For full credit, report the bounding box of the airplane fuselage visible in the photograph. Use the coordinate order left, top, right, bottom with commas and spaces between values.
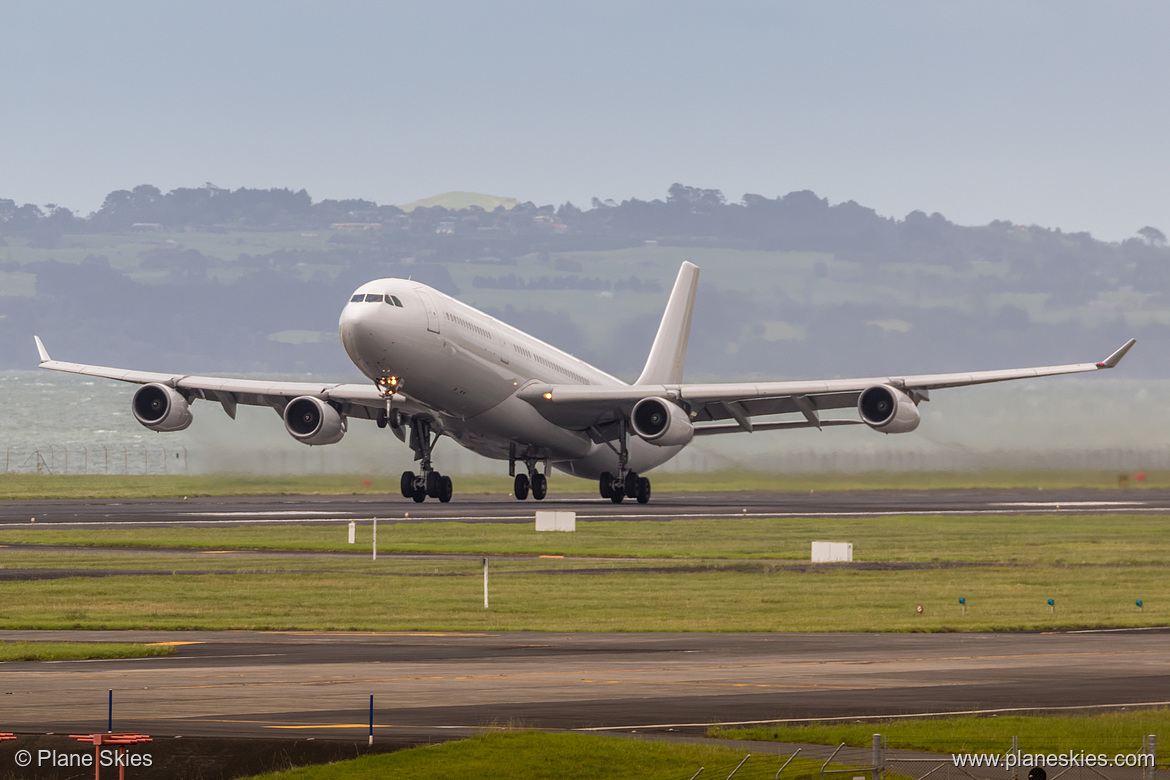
338, 279, 683, 478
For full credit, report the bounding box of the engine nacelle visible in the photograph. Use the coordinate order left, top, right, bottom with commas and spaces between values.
858, 384, 921, 433
283, 396, 346, 446
631, 397, 694, 447
132, 383, 193, 432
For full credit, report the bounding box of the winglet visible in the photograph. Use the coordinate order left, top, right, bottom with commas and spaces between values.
1097, 338, 1136, 369
34, 336, 51, 364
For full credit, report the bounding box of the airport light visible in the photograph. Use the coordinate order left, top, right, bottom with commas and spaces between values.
70, 732, 152, 780
1048, 598, 1055, 613
959, 597, 966, 617
1137, 599, 1144, 612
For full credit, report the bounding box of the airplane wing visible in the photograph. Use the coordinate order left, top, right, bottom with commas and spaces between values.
518, 339, 1137, 435
32, 337, 424, 422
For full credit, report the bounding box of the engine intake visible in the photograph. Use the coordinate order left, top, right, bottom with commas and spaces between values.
132, 383, 193, 432
283, 396, 346, 445
858, 384, 920, 433
631, 397, 694, 447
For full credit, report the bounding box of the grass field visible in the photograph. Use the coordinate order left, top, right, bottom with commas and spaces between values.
713, 709, 1170, 761
0, 641, 177, 662
0, 553, 1163, 632
243, 732, 821, 780
3, 511, 1169, 562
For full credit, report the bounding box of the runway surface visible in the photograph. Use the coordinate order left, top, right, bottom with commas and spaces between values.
3, 487, 1170, 529
3, 628, 1170, 741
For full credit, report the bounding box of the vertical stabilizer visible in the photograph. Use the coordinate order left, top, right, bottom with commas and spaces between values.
635, 261, 700, 385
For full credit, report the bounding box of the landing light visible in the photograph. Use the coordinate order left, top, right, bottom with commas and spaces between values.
543, 392, 553, 400
378, 376, 399, 389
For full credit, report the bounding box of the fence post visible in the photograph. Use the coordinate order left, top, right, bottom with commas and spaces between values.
873, 734, 883, 780
1143, 735, 1156, 780
1011, 736, 1019, 780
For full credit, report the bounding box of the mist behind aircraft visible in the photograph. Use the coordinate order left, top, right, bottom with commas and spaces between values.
4, 371, 1167, 477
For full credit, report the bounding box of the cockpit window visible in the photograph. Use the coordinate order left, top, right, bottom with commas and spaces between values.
364, 293, 384, 303
350, 294, 364, 302
390, 295, 403, 307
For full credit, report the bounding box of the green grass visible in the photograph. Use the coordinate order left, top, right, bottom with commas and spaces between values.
0, 641, 176, 662
4, 512, 1170, 564
244, 731, 824, 780
0, 558, 1164, 632
713, 709, 1170, 761
3, 508, 1169, 632
1, 469, 1163, 500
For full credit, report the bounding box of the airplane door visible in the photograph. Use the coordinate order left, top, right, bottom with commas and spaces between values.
416, 289, 441, 334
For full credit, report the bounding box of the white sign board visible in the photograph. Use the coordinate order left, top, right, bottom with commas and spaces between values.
535, 510, 576, 532
811, 541, 853, 563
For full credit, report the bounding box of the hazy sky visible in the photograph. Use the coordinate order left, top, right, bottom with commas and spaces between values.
3, 1, 1167, 241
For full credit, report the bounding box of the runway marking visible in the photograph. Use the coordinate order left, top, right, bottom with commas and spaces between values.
994, 501, 1146, 508
182, 511, 349, 517
577, 700, 1170, 731
8, 504, 1170, 529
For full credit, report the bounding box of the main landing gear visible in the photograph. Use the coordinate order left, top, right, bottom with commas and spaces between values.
398, 417, 453, 503
594, 418, 651, 504
599, 470, 651, 504
510, 445, 549, 501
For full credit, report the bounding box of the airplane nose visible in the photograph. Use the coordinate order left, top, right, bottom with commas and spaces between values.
339, 298, 397, 376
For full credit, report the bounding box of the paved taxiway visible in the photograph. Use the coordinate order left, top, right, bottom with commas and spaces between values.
3, 487, 1170, 529
3, 629, 1170, 740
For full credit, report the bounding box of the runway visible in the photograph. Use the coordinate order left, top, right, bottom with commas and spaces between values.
3, 487, 1170, 529
3, 628, 1170, 741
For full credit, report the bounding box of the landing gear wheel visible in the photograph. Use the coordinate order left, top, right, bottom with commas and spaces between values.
514, 472, 530, 500
400, 471, 416, 499
635, 476, 651, 504
377, 409, 388, 429
412, 485, 427, 503
438, 475, 453, 503
599, 472, 613, 499
426, 471, 443, 498
389, 409, 403, 429
531, 473, 547, 501
624, 471, 640, 499
610, 491, 625, 504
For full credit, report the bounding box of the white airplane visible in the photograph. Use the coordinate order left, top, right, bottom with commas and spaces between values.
35, 261, 1135, 504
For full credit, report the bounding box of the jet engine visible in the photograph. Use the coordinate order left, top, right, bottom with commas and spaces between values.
631, 397, 694, 447
858, 384, 921, 433
132, 383, 193, 432
283, 396, 346, 445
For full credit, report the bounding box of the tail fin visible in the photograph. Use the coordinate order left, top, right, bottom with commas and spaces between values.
635, 261, 700, 385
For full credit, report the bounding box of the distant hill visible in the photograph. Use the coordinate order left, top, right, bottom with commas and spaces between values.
398, 191, 519, 212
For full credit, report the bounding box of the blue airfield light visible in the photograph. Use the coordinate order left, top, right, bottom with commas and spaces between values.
1137, 599, 1144, 611
959, 597, 966, 616
1048, 598, 1055, 613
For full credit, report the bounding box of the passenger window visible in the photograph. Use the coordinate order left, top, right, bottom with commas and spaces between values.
390, 295, 403, 307
365, 294, 384, 303
350, 294, 364, 302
